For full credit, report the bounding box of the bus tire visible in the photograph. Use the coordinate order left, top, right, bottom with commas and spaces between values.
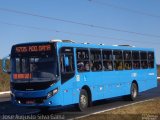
78, 89, 88, 111
130, 83, 138, 101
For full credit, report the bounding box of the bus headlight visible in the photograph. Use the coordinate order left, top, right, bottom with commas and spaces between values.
47, 88, 58, 99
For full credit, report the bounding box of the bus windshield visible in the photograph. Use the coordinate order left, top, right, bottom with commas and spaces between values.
11, 43, 58, 83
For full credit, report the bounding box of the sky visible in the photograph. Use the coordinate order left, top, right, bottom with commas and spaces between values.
0, 0, 160, 64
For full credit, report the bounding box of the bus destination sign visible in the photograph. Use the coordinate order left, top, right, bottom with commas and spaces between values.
15, 45, 51, 53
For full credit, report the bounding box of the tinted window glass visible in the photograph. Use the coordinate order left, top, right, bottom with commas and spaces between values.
123, 51, 132, 70
141, 52, 147, 60
102, 50, 113, 71
76, 49, 90, 72
113, 50, 123, 70
132, 51, 140, 60
148, 52, 154, 68
123, 51, 132, 60
140, 51, 148, 69
132, 51, 140, 69
90, 49, 102, 71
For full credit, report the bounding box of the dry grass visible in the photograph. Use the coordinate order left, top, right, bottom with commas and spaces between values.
79, 98, 160, 120
0, 60, 10, 92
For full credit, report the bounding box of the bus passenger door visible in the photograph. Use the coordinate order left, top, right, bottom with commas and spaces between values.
60, 47, 75, 105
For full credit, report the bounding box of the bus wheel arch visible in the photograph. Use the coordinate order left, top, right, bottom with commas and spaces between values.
130, 80, 139, 101
132, 80, 139, 93
81, 85, 92, 107
78, 85, 92, 111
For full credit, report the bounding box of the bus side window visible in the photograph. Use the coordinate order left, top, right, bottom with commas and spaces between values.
60, 47, 75, 84
113, 50, 123, 70
90, 49, 102, 71
123, 51, 132, 70
148, 52, 154, 68
132, 51, 140, 69
102, 50, 113, 71
140, 51, 148, 69
76, 49, 90, 72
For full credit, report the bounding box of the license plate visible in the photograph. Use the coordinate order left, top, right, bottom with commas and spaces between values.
26, 100, 35, 104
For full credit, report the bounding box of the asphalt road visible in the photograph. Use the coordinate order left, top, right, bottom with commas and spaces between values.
0, 80, 160, 120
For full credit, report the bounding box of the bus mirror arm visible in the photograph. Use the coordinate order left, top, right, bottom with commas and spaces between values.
2, 55, 11, 74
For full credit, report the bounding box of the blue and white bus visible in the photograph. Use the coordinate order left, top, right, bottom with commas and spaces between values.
2, 40, 157, 111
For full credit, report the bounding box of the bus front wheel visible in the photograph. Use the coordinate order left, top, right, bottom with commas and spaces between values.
78, 89, 88, 111
130, 83, 138, 101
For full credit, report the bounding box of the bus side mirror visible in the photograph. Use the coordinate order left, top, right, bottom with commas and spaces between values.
2, 55, 11, 74
64, 56, 69, 67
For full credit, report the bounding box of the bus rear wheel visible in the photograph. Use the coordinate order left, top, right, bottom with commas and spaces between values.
130, 83, 138, 101
78, 89, 88, 111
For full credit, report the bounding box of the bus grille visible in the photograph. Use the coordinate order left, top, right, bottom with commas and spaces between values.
11, 81, 54, 91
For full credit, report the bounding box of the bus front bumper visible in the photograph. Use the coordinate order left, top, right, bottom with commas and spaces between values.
11, 90, 62, 108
